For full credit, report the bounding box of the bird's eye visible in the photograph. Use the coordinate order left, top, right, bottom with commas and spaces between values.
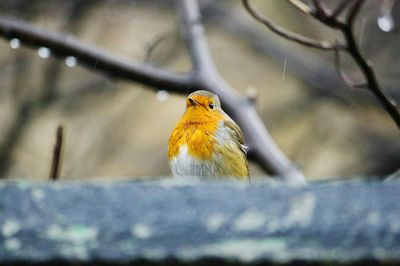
209, 103, 215, 109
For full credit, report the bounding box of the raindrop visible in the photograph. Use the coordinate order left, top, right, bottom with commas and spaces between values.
9, 38, 20, 49
378, 0, 395, 32
92, 59, 99, 70
156, 90, 169, 102
38, 47, 51, 59
65, 56, 77, 67
378, 16, 394, 32
282, 57, 287, 81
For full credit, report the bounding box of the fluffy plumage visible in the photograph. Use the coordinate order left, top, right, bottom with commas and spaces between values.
168, 90, 249, 179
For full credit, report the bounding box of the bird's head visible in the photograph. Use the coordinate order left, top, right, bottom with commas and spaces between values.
186, 90, 221, 112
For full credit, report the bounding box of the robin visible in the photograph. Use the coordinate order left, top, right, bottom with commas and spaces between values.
168, 90, 249, 180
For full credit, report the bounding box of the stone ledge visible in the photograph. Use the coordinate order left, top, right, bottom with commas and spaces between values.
0, 179, 399, 265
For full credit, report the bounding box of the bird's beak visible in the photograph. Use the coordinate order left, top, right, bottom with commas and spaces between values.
188, 97, 199, 106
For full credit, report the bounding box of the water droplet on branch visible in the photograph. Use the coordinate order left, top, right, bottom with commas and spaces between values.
156, 90, 169, 102
38, 47, 51, 59
9, 38, 20, 49
378, 16, 394, 32
65, 56, 77, 67
378, 0, 395, 32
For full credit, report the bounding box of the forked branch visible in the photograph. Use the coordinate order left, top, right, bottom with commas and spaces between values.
243, 0, 400, 129
242, 0, 341, 50
0, 1, 305, 182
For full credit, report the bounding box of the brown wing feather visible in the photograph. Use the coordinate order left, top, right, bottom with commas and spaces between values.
223, 120, 248, 154
223, 119, 250, 178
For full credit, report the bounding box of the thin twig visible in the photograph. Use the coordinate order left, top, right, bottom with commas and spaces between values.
243, 0, 400, 129
312, 0, 327, 16
340, 1, 400, 128
334, 45, 366, 89
0, 16, 193, 94
144, 32, 176, 64
346, 0, 364, 25
50, 125, 64, 181
287, 0, 312, 14
242, 0, 338, 50
332, 0, 355, 18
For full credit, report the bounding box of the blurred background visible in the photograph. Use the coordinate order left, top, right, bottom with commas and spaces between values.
0, 0, 398, 181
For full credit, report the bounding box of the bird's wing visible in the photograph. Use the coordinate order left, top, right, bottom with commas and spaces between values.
223, 119, 249, 155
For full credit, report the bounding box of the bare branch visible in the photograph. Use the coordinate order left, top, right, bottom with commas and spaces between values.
347, 0, 365, 25
342, 37, 400, 128
332, 0, 355, 18
287, 0, 312, 14
242, 0, 338, 50
339, 1, 400, 128
0, 16, 193, 94
243, 0, 400, 129
0, 5, 306, 182
50, 125, 64, 181
334, 45, 366, 89
177, 0, 218, 76
312, 0, 327, 16
179, 0, 305, 182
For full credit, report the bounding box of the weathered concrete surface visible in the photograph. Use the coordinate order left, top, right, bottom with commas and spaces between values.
0, 179, 400, 265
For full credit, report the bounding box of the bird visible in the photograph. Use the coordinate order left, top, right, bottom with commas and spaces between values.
168, 90, 249, 180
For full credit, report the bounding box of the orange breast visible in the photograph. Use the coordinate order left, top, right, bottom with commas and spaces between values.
168, 108, 225, 160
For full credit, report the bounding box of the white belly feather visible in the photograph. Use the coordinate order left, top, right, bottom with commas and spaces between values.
169, 145, 219, 177
169, 124, 235, 178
